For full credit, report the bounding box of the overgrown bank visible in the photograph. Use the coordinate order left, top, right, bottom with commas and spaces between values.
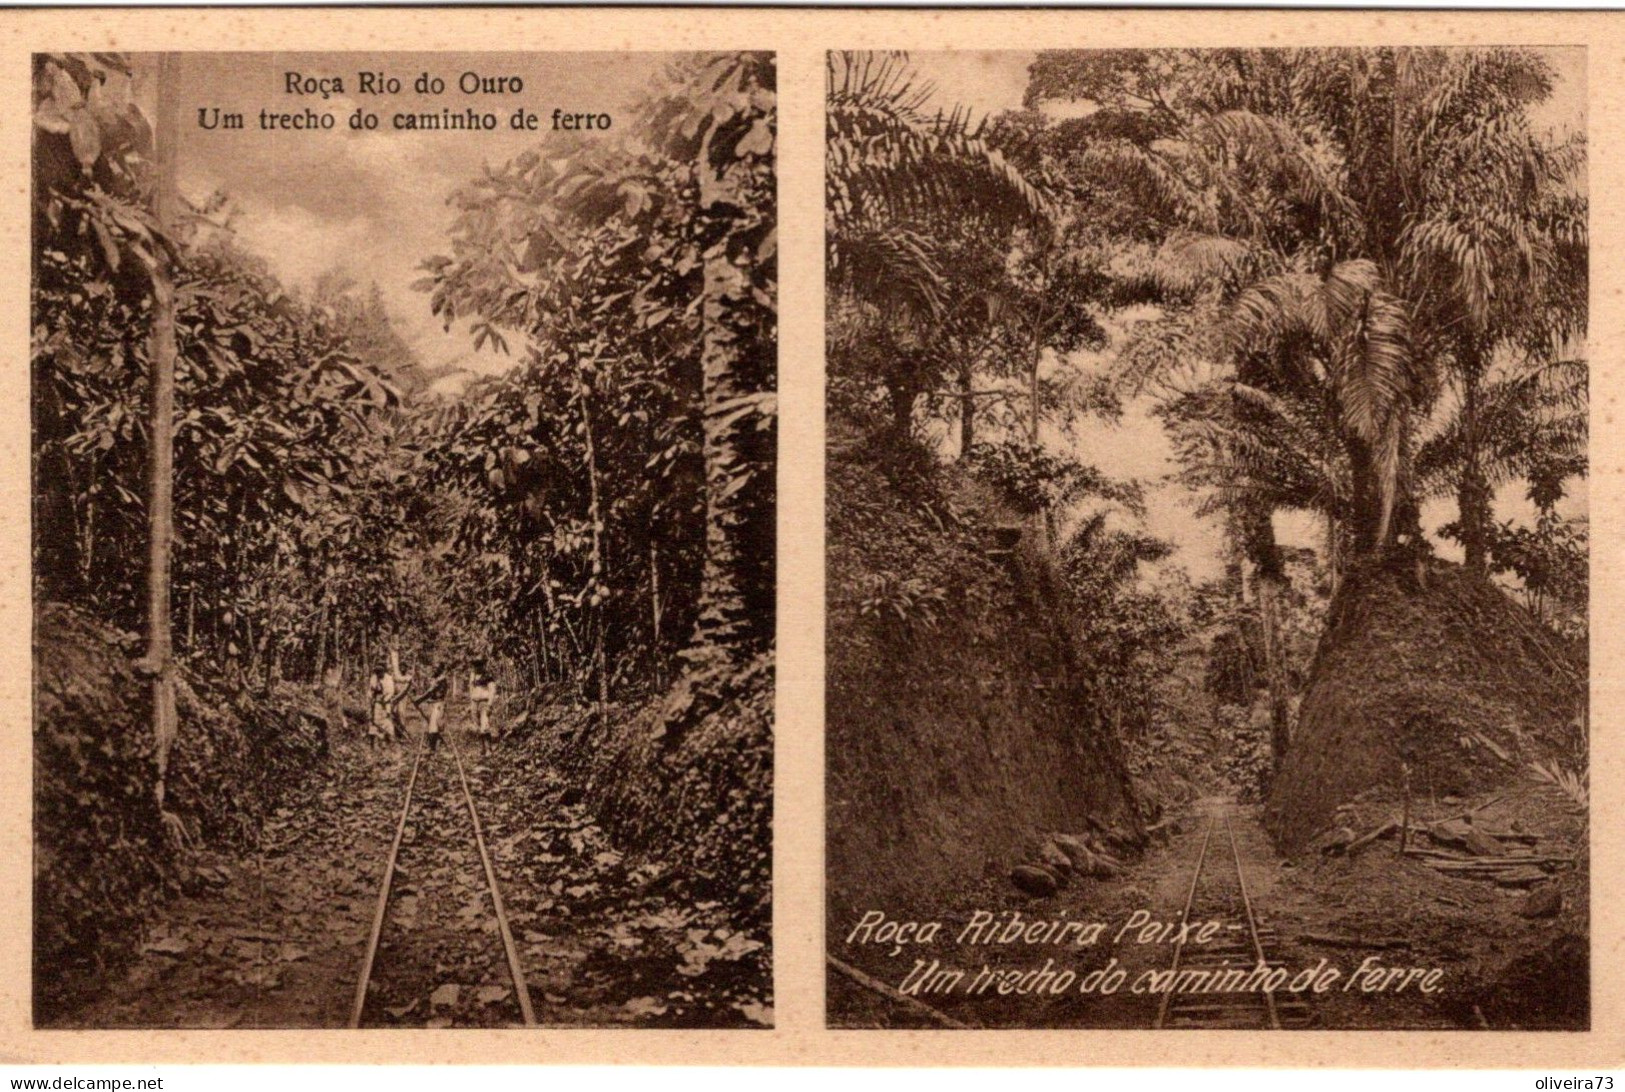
1267, 562, 1586, 852
827, 446, 1140, 926
490, 657, 775, 1020
34, 603, 328, 1022
36, 601, 772, 1026
554, 656, 774, 931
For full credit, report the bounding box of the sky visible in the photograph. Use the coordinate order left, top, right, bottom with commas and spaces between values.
136, 50, 1587, 585
906, 48, 1588, 583
909, 48, 1586, 131
146, 52, 669, 385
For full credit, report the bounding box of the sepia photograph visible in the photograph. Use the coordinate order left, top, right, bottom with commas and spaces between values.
826, 47, 1588, 1031
32, 49, 775, 1029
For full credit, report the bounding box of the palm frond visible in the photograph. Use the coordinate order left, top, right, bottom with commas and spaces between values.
1153, 232, 1263, 298
827, 51, 1052, 250
828, 218, 946, 319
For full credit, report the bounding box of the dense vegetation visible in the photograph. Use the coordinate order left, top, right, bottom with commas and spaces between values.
33, 51, 774, 999
826, 47, 1588, 853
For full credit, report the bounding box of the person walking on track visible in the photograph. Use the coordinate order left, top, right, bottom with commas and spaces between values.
367, 663, 395, 747
369, 658, 413, 746
468, 660, 497, 751
414, 666, 450, 752
388, 659, 413, 741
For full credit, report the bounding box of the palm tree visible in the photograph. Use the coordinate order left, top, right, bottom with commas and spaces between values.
1390, 49, 1587, 571
1043, 46, 1584, 571
1030, 54, 1420, 562
1225, 259, 1422, 554
1414, 354, 1587, 524
827, 51, 1051, 321
828, 53, 1136, 464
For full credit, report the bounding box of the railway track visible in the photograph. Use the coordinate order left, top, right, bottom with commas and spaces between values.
1154, 810, 1312, 1030
351, 730, 536, 1028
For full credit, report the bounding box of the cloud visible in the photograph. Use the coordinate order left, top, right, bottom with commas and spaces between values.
168, 52, 666, 377
228, 200, 372, 291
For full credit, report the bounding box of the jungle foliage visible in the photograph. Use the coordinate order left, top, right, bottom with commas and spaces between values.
33, 50, 776, 987
35, 49, 775, 702
826, 48, 1586, 807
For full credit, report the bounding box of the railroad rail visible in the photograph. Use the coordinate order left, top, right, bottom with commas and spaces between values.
1154, 810, 1311, 1030
350, 731, 537, 1027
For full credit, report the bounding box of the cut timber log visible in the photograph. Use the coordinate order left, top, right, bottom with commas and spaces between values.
1424, 818, 1511, 857
1436, 795, 1504, 824
1313, 826, 1358, 855
1423, 855, 1571, 869
1421, 858, 1570, 887
1347, 818, 1400, 854
1404, 847, 1479, 863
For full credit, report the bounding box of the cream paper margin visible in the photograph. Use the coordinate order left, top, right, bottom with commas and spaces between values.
0, 5, 1618, 1068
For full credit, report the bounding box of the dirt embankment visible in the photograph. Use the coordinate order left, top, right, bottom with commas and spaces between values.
1267, 562, 1585, 854
516, 652, 773, 933
497, 653, 774, 1018
34, 602, 329, 1022
826, 452, 1139, 928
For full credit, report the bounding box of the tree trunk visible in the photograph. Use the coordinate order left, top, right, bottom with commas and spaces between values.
332, 612, 344, 685
146, 53, 180, 818
81, 491, 95, 596
1223, 510, 1247, 606
594, 621, 610, 714
210, 596, 221, 664
1240, 505, 1291, 767
1457, 339, 1491, 575
1322, 512, 1337, 598
888, 379, 916, 444
649, 535, 664, 690
1257, 575, 1292, 775
538, 562, 559, 681
691, 128, 773, 657
1022, 282, 1053, 449
959, 359, 975, 457
243, 610, 258, 687
576, 362, 610, 717
1028, 350, 1041, 446
559, 611, 584, 661
1344, 433, 1391, 559
542, 604, 555, 682
313, 599, 329, 680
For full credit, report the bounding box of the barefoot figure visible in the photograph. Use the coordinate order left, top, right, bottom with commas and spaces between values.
367, 663, 395, 747
414, 666, 450, 752
468, 660, 497, 750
